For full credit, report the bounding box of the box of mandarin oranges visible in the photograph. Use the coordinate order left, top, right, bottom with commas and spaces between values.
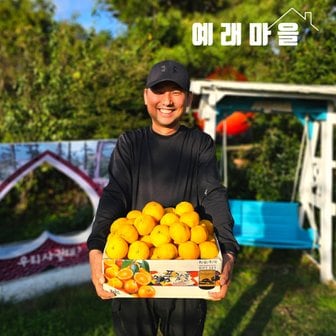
102, 201, 223, 299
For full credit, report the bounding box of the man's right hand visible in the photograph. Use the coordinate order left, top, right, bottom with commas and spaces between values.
89, 249, 115, 300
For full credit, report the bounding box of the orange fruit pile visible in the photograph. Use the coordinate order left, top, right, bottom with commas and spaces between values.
104, 200, 219, 260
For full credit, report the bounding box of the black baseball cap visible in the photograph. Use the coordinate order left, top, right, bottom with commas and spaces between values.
146, 60, 190, 91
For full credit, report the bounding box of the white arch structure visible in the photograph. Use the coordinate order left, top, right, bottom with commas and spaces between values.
0, 150, 102, 261
0, 150, 102, 209
0, 150, 102, 301
191, 80, 336, 283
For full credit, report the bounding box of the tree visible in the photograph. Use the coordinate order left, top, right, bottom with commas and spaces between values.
0, 0, 151, 142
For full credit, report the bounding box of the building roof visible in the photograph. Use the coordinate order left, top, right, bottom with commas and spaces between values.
190, 80, 336, 102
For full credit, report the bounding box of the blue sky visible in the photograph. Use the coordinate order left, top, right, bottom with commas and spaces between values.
52, 0, 126, 36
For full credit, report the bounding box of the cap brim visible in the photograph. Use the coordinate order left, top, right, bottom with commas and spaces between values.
147, 79, 188, 91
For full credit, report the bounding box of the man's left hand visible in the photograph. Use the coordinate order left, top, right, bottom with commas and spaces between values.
208, 252, 235, 301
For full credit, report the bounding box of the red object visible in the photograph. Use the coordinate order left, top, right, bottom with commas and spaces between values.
194, 66, 249, 135
206, 66, 248, 81
192, 111, 205, 131
216, 112, 254, 136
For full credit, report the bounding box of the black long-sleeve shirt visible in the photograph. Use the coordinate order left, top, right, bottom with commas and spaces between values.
87, 125, 239, 255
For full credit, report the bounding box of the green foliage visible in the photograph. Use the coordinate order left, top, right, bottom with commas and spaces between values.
246, 114, 303, 201
0, 164, 93, 244
1, 0, 334, 143
0, 0, 150, 142
99, 0, 235, 26
268, 0, 336, 84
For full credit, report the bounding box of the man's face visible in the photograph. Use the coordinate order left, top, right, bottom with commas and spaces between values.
144, 81, 192, 135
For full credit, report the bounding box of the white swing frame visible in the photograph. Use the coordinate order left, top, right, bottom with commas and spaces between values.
190, 80, 336, 283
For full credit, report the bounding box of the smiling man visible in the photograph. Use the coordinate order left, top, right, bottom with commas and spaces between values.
87, 60, 239, 336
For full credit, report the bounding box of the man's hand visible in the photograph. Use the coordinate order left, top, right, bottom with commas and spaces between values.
89, 249, 115, 300
208, 252, 235, 301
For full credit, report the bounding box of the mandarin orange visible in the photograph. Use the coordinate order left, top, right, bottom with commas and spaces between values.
142, 201, 165, 221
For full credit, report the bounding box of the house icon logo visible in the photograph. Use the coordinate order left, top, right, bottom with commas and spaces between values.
267, 8, 319, 46
269, 7, 319, 31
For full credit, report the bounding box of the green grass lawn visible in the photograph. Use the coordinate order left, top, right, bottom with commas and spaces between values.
1, 247, 335, 336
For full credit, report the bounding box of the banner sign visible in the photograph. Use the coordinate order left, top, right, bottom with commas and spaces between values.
0, 139, 117, 282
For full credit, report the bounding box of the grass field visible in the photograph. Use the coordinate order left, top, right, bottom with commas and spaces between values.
1, 247, 335, 336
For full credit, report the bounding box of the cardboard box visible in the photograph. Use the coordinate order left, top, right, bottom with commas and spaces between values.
102, 249, 223, 299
